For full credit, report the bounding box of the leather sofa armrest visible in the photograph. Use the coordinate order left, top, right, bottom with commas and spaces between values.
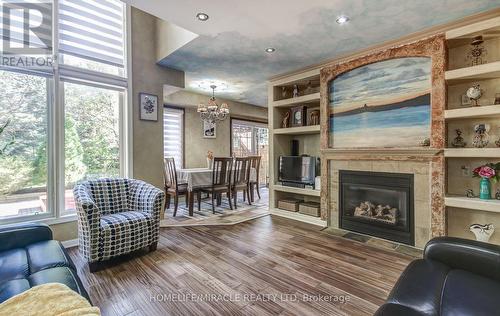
0, 222, 53, 252
424, 237, 500, 281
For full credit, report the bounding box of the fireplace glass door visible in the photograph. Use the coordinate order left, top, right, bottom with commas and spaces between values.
339, 170, 414, 245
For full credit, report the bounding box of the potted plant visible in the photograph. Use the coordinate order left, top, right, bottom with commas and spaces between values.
473, 163, 500, 199
206, 150, 214, 169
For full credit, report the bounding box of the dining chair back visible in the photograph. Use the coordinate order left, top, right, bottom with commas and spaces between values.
248, 156, 262, 201
212, 157, 233, 187
200, 157, 234, 213
232, 157, 252, 208
163, 157, 188, 217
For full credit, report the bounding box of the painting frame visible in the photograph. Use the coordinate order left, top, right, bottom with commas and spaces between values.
139, 93, 158, 121
203, 121, 216, 138
327, 57, 432, 148
319, 35, 446, 151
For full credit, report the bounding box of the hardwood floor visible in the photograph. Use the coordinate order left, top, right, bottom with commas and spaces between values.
68, 215, 413, 316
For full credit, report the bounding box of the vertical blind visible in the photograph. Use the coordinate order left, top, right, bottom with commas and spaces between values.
59, 0, 125, 67
164, 107, 184, 169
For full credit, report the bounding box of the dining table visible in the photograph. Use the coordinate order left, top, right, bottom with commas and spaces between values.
177, 167, 257, 215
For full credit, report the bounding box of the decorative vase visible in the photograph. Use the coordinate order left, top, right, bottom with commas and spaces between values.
479, 177, 491, 200
207, 158, 213, 169
470, 223, 495, 242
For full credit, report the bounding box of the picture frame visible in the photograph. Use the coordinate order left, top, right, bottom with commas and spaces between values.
139, 93, 158, 121
290, 105, 307, 127
461, 94, 472, 106
203, 121, 216, 138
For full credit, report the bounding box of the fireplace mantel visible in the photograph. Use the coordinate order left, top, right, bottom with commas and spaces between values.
322, 148, 443, 162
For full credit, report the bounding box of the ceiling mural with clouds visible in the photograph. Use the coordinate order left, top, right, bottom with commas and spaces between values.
129, 0, 500, 106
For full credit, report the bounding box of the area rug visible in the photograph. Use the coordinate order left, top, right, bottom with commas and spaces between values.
160, 189, 270, 227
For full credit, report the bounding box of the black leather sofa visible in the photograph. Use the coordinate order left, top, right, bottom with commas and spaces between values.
0, 222, 89, 303
375, 237, 500, 316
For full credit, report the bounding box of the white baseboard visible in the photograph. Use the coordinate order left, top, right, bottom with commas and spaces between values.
61, 238, 78, 248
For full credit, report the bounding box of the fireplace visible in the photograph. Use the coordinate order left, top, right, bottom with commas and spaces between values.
339, 170, 414, 245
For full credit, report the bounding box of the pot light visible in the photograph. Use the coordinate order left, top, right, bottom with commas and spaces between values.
336, 15, 350, 24
196, 13, 209, 21
265, 47, 276, 53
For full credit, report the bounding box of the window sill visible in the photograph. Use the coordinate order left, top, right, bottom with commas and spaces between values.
34, 214, 77, 226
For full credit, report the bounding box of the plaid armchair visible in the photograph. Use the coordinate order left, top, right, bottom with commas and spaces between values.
73, 178, 164, 271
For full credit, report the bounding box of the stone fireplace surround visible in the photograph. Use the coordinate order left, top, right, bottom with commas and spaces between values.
317, 36, 447, 249
326, 150, 444, 248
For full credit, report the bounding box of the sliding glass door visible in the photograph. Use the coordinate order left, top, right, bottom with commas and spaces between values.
231, 119, 269, 186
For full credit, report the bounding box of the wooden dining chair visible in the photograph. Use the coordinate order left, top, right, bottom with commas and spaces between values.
232, 157, 252, 208
248, 156, 262, 202
163, 157, 188, 217
201, 157, 233, 213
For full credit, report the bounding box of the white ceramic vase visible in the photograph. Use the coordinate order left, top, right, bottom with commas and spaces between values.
469, 223, 495, 242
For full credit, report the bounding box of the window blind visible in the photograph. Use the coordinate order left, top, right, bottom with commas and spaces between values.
59, 0, 125, 68
164, 107, 184, 169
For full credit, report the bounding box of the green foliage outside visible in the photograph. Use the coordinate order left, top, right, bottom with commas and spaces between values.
0, 71, 120, 197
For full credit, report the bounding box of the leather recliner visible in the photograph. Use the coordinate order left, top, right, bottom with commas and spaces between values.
0, 222, 89, 303
375, 237, 500, 316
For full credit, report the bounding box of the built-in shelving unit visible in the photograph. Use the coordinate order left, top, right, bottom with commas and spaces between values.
445, 16, 500, 244
444, 148, 500, 157
445, 104, 500, 120
445, 61, 500, 83
272, 184, 320, 197
272, 92, 320, 108
445, 195, 500, 213
273, 125, 320, 135
268, 69, 325, 227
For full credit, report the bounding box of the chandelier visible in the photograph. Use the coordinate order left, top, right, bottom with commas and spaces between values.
197, 85, 229, 123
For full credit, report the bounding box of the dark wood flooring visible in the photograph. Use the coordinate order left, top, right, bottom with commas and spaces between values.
68, 215, 413, 316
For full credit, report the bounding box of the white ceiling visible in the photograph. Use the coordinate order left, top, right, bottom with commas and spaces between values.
123, 0, 500, 106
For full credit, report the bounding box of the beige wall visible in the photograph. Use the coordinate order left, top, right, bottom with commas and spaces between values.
50, 8, 185, 241
131, 8, 184, 189
165, 90, 268, 168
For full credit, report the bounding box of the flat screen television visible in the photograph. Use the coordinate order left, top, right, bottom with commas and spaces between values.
278, 156, 316, 187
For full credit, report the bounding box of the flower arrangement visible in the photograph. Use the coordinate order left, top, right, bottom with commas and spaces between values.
473, 163, 500, 182
206, 150, 214, 169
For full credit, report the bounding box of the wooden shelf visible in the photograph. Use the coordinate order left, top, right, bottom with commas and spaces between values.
444, 148, 500, 158
272, 92, 320, 108
272, 184, 320, 197
445, 104, 500, 120
273, 125, 320, 135
445, 61, 500, 84
446, 16, 500, 40
270, 208, 327, 227
445, 195, 500, 213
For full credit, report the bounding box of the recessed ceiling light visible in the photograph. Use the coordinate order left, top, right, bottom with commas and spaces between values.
336, 15, 350, 24
196, 13, 209, 21
265, 47, 276, 53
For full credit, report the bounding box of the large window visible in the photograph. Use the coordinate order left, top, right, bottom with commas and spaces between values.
231, 119, 269, 186
0, 0, 129, 223
0, 71, 50, 219
163, 107, 184, 168
63, 83, 122, 214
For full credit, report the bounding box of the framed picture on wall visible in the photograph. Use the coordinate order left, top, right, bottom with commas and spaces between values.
139, 93, 158, 121
203, 121, 216, 138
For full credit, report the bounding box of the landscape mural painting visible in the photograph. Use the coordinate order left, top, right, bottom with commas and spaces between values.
329, 57, 431, 148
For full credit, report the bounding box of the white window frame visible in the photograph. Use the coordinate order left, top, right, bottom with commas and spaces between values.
0, 1, 131, 225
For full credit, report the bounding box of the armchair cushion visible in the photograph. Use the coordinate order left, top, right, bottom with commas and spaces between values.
87, 178, 129, 215
0, 249, 29, 283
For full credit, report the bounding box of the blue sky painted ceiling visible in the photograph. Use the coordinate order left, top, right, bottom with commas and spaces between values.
134, 0, 500, 106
